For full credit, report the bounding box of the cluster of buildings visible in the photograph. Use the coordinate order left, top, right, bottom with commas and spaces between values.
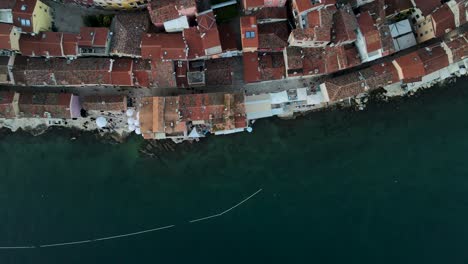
0, 90, 127, 119
0, 0, 468, 140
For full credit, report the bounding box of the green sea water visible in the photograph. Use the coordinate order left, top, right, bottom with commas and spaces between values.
2, 79, 468, 263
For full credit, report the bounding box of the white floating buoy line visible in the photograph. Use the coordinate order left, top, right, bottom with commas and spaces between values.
0, 189, 263, 249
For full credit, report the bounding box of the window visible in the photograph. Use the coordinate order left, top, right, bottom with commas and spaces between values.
20, 19, 31, 27
245, 31, 255, 38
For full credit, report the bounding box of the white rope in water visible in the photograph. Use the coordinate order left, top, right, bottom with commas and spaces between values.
189, 188, 263, 223
0, 189, 263, 249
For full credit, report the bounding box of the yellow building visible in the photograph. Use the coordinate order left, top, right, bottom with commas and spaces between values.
13, 0, 53, 34
92, 0, 148, 9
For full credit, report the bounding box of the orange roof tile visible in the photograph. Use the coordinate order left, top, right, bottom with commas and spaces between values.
243, 51, 261, 83
394, 51, 426, 82
140, 33, 187, 60
357, 12, 382, 53
240, 16, 259, 50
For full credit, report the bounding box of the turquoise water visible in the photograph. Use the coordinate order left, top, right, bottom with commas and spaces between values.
2, 79, 468, 263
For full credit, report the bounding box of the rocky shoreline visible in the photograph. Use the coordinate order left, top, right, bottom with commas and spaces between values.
0, 75, 463, 158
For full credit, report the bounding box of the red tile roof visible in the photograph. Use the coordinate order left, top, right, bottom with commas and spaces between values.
292, 6, 336, 44
18, 92, 73, 119
259, 52, 285, 81
183, 27, 204, 59
147, 0, 196, 25
205, 57, 235, 85
243, 0, 264, 9
444, 32, 468, 62
218, 23, 240, 52
132, 59, 154, 88
177, 93, 246, 131
78, 27, 109, 48
0, 0, 16, 9
0, 91, 17, 119
258, 21, 288, 51
153, 60, 176, 88
82, 95, 127, 112
12, 0, 37, 32
12, 56, 134, 86
243, 51, 261, 83
240, 16, 259, 50
252, 7, 288, 21
287, 44, 359, 77
413, 0, 442, 16
384, 0, 413, 17
357, 12, 382, 53
394, 51, 426, 82
110, 13, 150, 57
111, 58, 133, 86
62, 33, 78, 56
141, 33, 187, 60
431, 4, 455, 37
324, 66, 395, 101
417, 44, 449, 74
197, 11, 221, 53
0, 23, 14, 50
294, 0, 336, 14
19, 32, 63, 57
19, 32, 77, 57
332, 5, 358, 44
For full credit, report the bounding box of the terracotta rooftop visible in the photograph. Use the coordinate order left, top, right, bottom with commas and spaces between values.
243, 0, 264, 9
178, 92, 246, 131
384, 0, 413, 17
259, 52, 285, 81
417, 44, 449, 75
258, 21, 289, 51
324, 66, 395, 101
393, 51, 426, 83
19, 32, 65, 57
293, 6, 336, 43
0, 23, 14, 50
153, 60, 176, 88
132, 59, 155, 87
62, 33, 78, 56
413, 0, 442, 16
332, 5, 358, 44
431, 4, 455, 37
240, 16, 259, 50
141, 33, 187, 60
205, 57, 236, 85
12, 56, 133, 86
285, 46, 303, 73
243, 51, 260, 83
357, 12, 382, 53
218, 22, 239, 52
444, 32, 468, 62
294, 0, 336, 14
197, 11, 221, 53
0, 91, 16, 119
110, 58, 134, 86
82, 95, 127, 112
78, 27, 109, 48
12, 0, 38, 32
147, 0, 196, 25
12, 0, 35, 15
18, 92, 73, 119
359, 0, 385, 23
0, 0, 16, 9
110, 13, 149, 57
252, 7, 287, 22
183, 27, 204, 59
